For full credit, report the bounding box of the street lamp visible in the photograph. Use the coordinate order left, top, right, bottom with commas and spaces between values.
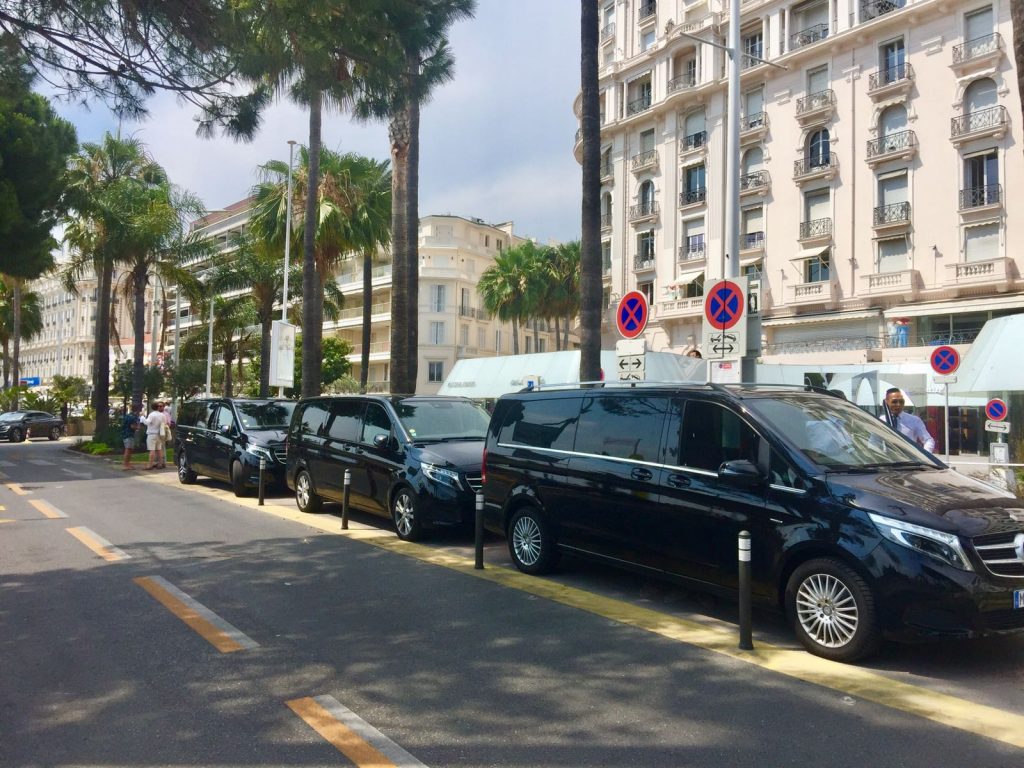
279, 139, 297, 397
205, 279, 214, 397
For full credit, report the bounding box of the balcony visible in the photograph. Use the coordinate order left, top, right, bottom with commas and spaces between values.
626, 94, 653, 116
633, 254, 656, 272
657, 296, 704, 319
740, 111, 768, 141
739, 170, 770, 197
679, 130, 708, 157
952, 32, 1002, 72
679, 187, 707, 209
668, 73, 697, 94
864, 269, 919, 299
458, 306, 490, 320
950, 106, 1009, 145
867, 62, 913, 99
741, 231, 765, 252
958, 184, 1002, 215
336, 263, 392, 287
631, 149, 658, 173
600, 161, 614, 182
348, 341, 391, 358
796, 89, 835, 124
678, 242, 706, 263
601, 22, 615, 43
872, 201, 911, 233
790, 23, 829, 51
628, 200, 659, 223
789, 280, 835, 306
866, 130, 917, 166
332, 302, 391, 325
945, 257, 1015, 293
741, 46, 764, 71
793, 153, 838, 183
638, 0, 656, 22
798, 217, 832, 243
861, 0, 906, 21
600, 212, 613, 230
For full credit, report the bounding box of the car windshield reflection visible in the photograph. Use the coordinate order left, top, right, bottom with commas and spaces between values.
395, 400, 490, 442
234, 401, 296, 429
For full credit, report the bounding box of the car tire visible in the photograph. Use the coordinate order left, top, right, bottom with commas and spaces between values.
9, 428, 22, 443
48, 426, 62, 441
294, 470, 322, 513
230, 461, 249, 497
507, 506, 559, 575
391, 487, 423, 542
177, 451, 197, 484
785, 557, 882, 663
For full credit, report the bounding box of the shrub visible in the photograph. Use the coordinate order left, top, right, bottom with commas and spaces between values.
85, 442, 110, 455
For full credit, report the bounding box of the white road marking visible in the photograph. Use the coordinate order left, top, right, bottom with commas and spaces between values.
0, 460, 15, 467
27, 459, 56, 466
61, 468, 94, 479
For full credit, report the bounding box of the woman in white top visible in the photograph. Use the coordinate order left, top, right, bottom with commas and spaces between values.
140, 401, 169, 469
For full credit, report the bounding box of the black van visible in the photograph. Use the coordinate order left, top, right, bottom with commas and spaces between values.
286, 395, 490, 540
482, 384, 1024, 661
175, 398, 295, 496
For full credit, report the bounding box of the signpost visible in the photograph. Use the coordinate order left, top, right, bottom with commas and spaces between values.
984, 399, 1010, 466
701, 277, 747, 381
18, 377, 40, 387
616, 291, 649, 340
616, 338, 646, 382
268, 320, 296, 389
929, 345, 961, 463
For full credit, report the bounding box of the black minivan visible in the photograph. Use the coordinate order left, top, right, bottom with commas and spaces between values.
175, 398, 295, 496
482, 384, 1024, 661
286, 395, 490, 540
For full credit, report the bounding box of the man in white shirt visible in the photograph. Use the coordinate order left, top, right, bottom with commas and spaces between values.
880, 387, 935, 452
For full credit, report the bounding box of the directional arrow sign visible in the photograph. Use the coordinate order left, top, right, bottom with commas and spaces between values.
985, 420, 1011, 434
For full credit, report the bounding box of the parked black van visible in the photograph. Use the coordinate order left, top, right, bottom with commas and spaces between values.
482, 384, 1024, 661
175, 398, 295, 496
286, 395, 489, 540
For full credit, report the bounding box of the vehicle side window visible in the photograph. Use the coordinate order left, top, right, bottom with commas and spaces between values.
299, 403, 330, 437
191, 402, 211, 428
212, 405, 235, 432
361, 403, 392, 444
770, 450, 807, 490
327, 401, 363, 441
574, 396, 667, 462
497, 398, 580, 450
679, 400, 761, 472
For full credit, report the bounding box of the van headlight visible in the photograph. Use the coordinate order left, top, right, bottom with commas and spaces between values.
245, 444, 274, 462
868, 513, 973, 571
421, 462, 461, 489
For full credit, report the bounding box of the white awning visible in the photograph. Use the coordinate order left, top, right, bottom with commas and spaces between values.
762, 309, 880, 328
790, 245, 830, 262
667, 270, 704, 287
625, 69, 652, 84
883, 293, 1024, 319
950, 314, 1024, 395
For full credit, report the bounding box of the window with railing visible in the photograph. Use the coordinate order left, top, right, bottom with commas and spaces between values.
866, 129, 916, 158
861, 0, 906, 21
796, 89, 835, 115
638, 0, 656, 21
790, 23, 828, 50
953, 32, 1001, 64
681, 234, 705, 260
873, 201, 911, 226
743, 231, 765, 249
869, 62, 912, 90
601, 22, 615, 42
636, 230, 655, 268
740, 112, 765, 132
804, 248, 831, 283
629, 200, 659, 219
682, 130, 707, 151
631, 149, 657, 169
959, 184, 1001, 209
950, 106, 1008, 137
668, 72, 696, 93
799, 217, 832, 240
742, 31, 763, 68
739, 170, 769, 191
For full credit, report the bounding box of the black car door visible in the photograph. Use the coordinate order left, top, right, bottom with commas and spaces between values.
356, 402, 402, 516
320, 400, 365, 504
206, 403, 236, 480
179, 401, 211, 472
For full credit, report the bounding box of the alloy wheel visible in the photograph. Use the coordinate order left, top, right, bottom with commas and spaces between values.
511, 515, 543, 567
296, 473, 311, 508
393, 492, 415, 537
795, 572, 859, 649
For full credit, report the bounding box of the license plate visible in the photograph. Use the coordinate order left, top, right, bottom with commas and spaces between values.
1015, 590, 1024, 609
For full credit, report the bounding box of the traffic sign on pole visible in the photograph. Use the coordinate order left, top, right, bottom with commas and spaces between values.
985, 420, 1011, 434
704, 280, 745, 330
985, 398, 1008, 421
616, 338, 646, 382
929, 345, 960, 376
701, 277, 748, 360
616, 291, 649, 339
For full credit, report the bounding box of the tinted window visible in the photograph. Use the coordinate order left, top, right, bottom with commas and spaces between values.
182, 402, 211, 428
573, 396, 667, 461
395, 399, 489, 441
235, 401, 296, 429
298, 403, 330, 437
497, 398, 580, 451
679, 400, 761, 471
362, 403, 392, 444
213, 405, 235, 431
327, 401, 363, 441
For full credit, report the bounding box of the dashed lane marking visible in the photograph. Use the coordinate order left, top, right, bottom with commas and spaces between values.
29, 499, 68, 519
3, 482, 29, 496
0, 460, 15, 467
26, 459, 55, 466
0, 519, 14, 524
134, 576, 259, 653
287, 695, 427, 767
66, 526, 130, 562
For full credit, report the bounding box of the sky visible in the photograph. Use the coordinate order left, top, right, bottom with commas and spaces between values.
50, 0, 583, 245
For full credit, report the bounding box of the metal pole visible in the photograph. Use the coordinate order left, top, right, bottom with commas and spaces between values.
205, 288, 214, 397
724, 0, 741, 282
150, 278, 160, 366
258, 456, 266, 506
475, 492, 485, 570
944, 382, 950, 464
341, 469, 351, 529
279, 140, 296, 398
738, 530, 753, 650
173, 285, 181, 368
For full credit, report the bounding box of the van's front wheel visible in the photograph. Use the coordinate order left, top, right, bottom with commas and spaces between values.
508, 507, 558, 575
785, 558, 881, 662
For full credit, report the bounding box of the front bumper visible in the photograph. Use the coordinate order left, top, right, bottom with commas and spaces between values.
239, 453, 287, 487
413, 479, 476, 528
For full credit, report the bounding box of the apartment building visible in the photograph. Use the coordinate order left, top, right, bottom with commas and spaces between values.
582, 0, 1024, 362
183, 205, 571, 394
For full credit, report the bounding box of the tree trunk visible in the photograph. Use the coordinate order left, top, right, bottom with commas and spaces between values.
361, 249, 372, 392
563, 316, 570, 350
554, 316, 561, 351
579, 0, 602, 383
132, 262, 147, 411
512, 318, 519, 355
406, 64, 421, 394
95, 261, 114, 435
259, 313, 272, 397
2, 339, 9, 389
389, 107, 412, 395
11, 280, 21, 411
301, 89, 324, 398
223, 346, 234, 397
532, 318, 539, 351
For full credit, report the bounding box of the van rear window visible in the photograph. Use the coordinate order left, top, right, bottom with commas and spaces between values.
574, 396, 668, 462
498, 398, 580, 450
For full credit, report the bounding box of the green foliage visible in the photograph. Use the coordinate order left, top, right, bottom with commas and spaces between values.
20, 390, 59, 414
94, 425, 124, 448
112, 360, 165, 405
83, 442, 111, 455
0, 384, 27, 411
266, 335, 353, 397
165, 359, 208, 401
50, 375, 90, 407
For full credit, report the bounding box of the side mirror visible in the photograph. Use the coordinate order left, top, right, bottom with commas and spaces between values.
718, 459, 764, 487
220, 424, 233, 436
373, 433, 391, 450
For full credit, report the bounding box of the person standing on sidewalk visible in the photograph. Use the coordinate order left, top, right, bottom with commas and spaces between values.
140, 401, 170, 470
121, 405, 142, 470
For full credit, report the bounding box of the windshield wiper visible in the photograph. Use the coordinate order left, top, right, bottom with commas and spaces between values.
860, 461, 935, 470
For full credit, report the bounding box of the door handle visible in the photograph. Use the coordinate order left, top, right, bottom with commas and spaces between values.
631, 467, 653, 481
667, 473, 691, 488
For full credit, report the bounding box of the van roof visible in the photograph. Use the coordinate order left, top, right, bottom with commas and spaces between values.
497, 383, 844, 402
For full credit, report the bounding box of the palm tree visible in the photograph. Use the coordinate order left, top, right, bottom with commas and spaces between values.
0, 281, 43, 391
547, 241, 582, 351
181, 294, 258, 397
477, 242, 544, 356
579, 0, 602, 381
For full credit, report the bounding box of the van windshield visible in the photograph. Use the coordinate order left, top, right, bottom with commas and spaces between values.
234, 401, 296, 430
744, 395, 936, 469
395, 399, 490, 442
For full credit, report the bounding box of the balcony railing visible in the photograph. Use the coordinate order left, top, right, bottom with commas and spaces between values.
458, 306, 489, 320
627, 94, 653, 116
678, 242, 706, 261
628, 201, 659, 220
742, 231, 765, 250
631, 149, 658, 170
336, 264, 392, 284
679, 187, 707, 206
600, 212, 612, 228
796, 88, 835, 115
668, 73, 696, 93
950, 106, 1008, 138
866, 129, 916, 158
873, 201, 911, 226
953, 32, 1001, 65
335, 302, 390, 320
740, 112, 766, 132
959, 184, 1002, 210
799, 217, 832, 240
681, 130, 707, 151
633, 254, 656, 271
741, 46, 764, 69
790, 23, 829, 50
868, 62, 913, 91
600, 163, 614, 181
861, 0, 906, 21
794, 153, 837, 177
601, 22, 615, 42
739, 170, 769, 192
638, 0, 656, 21
349, 341, 391, 356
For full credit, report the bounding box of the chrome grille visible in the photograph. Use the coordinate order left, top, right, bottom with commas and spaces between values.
972, 531, 1024, 578
273, 446, 287, 463
464, 474, 482, 493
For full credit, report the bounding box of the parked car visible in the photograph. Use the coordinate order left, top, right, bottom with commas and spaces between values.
0, 410, 65, 442
286, 395, 489, 540
482, 384, 1024, 662
175, 398, 296, 496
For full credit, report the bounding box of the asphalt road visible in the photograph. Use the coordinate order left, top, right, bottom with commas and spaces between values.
1, 438, 1022, 767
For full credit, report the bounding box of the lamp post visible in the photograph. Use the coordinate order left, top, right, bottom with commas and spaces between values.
205, 284, 214, 397
278, 139, 297, 397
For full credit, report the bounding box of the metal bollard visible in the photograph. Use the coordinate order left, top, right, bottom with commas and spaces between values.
341, 469, 351, 529
258, 457, 266, 506
474, 491, 484, 570
738, 530, 753, 650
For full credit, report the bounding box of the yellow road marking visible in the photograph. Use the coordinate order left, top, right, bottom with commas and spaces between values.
29, 499, 67, 519
0, 519, 14, 524
65, 526, 130, 562
3, 482, 29, 496
133, 576, 258, 653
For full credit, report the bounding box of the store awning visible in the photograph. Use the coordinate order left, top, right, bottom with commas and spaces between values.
790, 245, 830, 262
762, 309, 880, 328
950, 314, 1024, 395
883, 293, 1024, 319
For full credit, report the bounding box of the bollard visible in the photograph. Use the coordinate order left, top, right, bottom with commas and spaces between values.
474, 491, 485, 570
738, 530, 753, 650
341, 469, 351, 530
258, 456, 266, 506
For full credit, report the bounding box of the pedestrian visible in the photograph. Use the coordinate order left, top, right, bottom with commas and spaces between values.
140, 400, 170, 469
880, 387, 935, 451
121, 405, 142, 470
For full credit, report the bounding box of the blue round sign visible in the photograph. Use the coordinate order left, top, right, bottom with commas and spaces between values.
704, 280, 744, 330
986, 398, 1008, 421
930, 345, 960, 375
616, 291, 649, 339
